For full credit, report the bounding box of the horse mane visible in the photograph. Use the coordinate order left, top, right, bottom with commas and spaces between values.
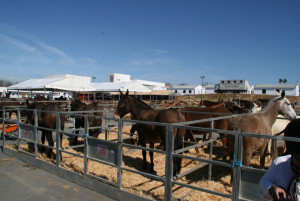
259, 95, 282, 113
130, 96, 152, 108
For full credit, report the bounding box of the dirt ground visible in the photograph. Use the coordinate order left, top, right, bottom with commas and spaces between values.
7, 124, 272, 201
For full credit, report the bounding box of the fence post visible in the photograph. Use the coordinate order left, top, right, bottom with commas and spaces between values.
84, 132, 88, 176
231, 131, 243, 201
17, 107, 21, 151
208, 120, 214, 180
2, 107, 6, 149
104, 110, 108, 140
84, 115, 89, 174
164, 124, 174, 201
56, 111, 61, 166
34, 110, 38, 159
117, 118, 123, 189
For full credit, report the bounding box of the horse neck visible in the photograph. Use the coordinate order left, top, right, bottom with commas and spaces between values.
128, 97, 155, 120
259, 100, 280, 126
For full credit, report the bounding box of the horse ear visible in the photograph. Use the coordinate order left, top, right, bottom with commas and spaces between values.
125, 89, 129, 96
281, 90, 285, 98
274, 90, 280, 96
26, 99, 30, 106
119, 90, 124, 97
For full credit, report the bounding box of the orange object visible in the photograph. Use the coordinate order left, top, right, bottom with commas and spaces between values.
0, 124, 18, 133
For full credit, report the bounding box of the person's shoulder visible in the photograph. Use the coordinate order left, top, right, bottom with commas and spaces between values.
273, 155, 291, 165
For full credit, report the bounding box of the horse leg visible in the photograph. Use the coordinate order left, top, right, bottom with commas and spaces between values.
220, 134, 228, 147
41, 131, 46, 153
45, 131, 54, 159
260, 142, 269, 169
243, 148, 253, 167
174, 130, 183, 176
185, 129, 199, 154
202, 133, 207, 143
73, 119, 80, 145
149, 142, 155, 173
140, 139, 147, 171
130, 124, 137, 145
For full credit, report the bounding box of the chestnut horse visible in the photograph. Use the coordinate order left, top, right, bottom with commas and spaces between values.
114, 90, 185, 175
228, 90, 296, 168
70, 99, 103, 144
25, 100, 65, 159
181, 107, 232, 146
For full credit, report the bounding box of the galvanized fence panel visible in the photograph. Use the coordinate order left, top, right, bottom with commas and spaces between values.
2, 105, 300, 201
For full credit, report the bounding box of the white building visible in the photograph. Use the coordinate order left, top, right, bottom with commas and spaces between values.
168, 85, 202, 96
0, 87, 7, 97
109, 73, 131, 82
109, 73, 166, 90
254, 84, 299, 96
203, 84, 216, 94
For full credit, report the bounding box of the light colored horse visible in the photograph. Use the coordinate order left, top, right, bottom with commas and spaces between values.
228, 90, 296, 168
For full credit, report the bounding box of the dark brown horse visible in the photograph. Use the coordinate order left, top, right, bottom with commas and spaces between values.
228, 91, 296, 168
276, 118, 300, 156
25, 100, 65, 159
113, 90, 185, 175
0, 98, 25, 119
70, 99, 103, 144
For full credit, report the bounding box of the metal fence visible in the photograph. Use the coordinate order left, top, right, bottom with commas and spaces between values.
1, 105, 300, 201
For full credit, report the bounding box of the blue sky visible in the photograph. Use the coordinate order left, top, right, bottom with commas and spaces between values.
1, 0, 300, 86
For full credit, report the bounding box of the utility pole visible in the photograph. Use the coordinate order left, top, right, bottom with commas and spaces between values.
200, 75, 205, 99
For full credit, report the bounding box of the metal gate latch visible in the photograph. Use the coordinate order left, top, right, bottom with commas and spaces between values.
232, 154, 242, 167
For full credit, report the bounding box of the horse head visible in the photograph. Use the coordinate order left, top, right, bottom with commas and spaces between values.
276, 90, 297, 120
25, 100, 40, 124
70, 99, 83, 111
114, 89, 130, 119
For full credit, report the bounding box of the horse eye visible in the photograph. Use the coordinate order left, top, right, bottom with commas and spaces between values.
285, 102, 291, 106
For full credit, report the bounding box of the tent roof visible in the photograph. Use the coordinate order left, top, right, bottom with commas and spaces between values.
8, 75, 94, 92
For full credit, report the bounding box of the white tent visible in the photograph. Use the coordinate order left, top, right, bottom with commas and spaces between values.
91, 81, 151, 93
8, 74, 94, 92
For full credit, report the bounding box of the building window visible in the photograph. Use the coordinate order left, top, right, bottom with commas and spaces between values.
183, 90, 186, 93
109, 75, 114, 82
262, 89, 266, 94
275, 89, 280, 93
189, 90, 192, 93
175, 90, 177, 93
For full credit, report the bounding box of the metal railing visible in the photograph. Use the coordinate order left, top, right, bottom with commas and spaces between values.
2, 105, 300, 201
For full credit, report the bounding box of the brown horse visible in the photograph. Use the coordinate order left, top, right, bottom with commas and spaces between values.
181, 107, 232, 147
228, 90, 296, 168
25, 100, 65, 159
114, 90, 185, 175
70, 99, 103, 144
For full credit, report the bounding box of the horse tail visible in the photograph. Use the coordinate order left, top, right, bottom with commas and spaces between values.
174, 110, 183, 175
